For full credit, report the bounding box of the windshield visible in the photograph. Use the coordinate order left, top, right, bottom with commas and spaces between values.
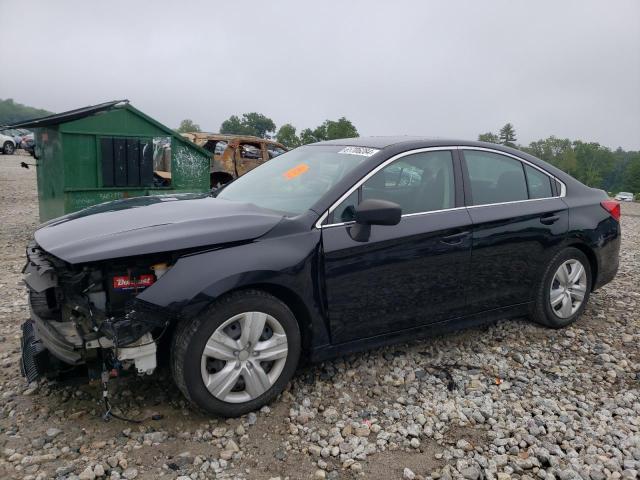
217, 145, 372, 215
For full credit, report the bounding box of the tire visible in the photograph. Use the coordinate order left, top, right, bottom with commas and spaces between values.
530, 247, 592, 328
3, 142, 15, 155
171, 289, 301, 417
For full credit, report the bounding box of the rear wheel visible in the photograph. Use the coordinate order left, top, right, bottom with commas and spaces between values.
171, 290, 301, 416
531, 247, 591, 328
3, 142, 15, 155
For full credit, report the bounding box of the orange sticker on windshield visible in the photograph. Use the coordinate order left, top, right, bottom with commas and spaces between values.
283, 163, 309, 180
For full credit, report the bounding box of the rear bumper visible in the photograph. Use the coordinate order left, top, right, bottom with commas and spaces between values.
593, 226, 621, 290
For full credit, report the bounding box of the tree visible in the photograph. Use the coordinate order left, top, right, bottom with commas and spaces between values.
499, 123, 517, 147
324, 117, 358, 140
478, 132, 500, 144
175, 118, 201, 133
572, 141, 615, 189
525, 136, 577, 175
275, 123, 299, 148
0, 98, 53, 125
220, 112, 276, 138
312, 124, 328, 142
477, 129, 635, 192
603, 147, 631, 193
242, 112, 276, 138
298, 117, 359, 145
624, 157, 640, 194
220, 115, 249, 135
299, 128, 319, 145
219, 114, 359, 146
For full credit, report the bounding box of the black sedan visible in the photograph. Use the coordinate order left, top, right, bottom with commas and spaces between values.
21, 137, 621, 417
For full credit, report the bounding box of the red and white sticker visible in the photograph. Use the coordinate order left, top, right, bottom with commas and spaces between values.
112, 274, 155, 290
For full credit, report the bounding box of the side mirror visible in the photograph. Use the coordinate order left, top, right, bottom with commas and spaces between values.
349, 199, 402, 242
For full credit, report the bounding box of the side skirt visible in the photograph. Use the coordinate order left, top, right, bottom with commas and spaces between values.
308, 303, 531, 363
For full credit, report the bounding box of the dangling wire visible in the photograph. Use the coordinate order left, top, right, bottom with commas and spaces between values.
100, 364, 141, 424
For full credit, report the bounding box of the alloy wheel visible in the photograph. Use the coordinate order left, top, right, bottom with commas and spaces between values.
549, 259, 587, 319
200, 311, 288, 403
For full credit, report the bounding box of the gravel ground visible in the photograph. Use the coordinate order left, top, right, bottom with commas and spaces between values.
0, 155, 638, 480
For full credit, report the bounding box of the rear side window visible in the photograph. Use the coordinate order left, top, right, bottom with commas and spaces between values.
464, 151, 528, 205
524, 164, 553, 199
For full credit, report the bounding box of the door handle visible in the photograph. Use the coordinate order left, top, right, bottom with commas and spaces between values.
440, 231, 470, 245
540, 215, 560, 225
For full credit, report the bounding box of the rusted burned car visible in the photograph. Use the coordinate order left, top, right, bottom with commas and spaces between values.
182, 133, 287, 187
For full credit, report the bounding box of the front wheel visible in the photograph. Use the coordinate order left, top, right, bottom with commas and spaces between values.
171, 290, 301, 416
3, 142, 15, 155
530, 247, 592, 328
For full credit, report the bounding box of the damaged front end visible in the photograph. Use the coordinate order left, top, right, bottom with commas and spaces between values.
21, 241, 173, 383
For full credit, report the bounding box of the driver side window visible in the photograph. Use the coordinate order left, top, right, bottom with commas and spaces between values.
330, 151, 455, 223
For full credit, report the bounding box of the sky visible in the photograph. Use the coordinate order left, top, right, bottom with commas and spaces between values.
1, 0, 639, 150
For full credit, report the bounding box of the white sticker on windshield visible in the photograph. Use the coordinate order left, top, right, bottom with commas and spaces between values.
338, 146, 380, 157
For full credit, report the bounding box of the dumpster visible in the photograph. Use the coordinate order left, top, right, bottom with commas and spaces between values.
5, 100, 211, 222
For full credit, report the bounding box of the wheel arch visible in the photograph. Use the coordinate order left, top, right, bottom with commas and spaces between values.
565, 242, 598, 291
224, 283, 315, 359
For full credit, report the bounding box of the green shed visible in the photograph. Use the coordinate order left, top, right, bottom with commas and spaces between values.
7, 100, 211, 222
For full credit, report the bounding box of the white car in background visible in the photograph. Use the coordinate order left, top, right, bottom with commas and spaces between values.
0, 133, 16, 155
614, 192, 634, 202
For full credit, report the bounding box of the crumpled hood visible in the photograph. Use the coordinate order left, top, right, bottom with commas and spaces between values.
34, 194, 284, 263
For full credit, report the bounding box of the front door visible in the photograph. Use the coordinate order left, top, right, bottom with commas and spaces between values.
321, 149, 472, 343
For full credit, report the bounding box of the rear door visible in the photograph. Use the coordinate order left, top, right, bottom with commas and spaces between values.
461, 148, 568, 312
321, 148, 473, 343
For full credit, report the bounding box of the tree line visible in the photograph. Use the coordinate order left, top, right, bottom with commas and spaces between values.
477, 123, 640, 194
176, 113, 359, 148
0, 98, 53, 125
4, 98, 635, 193
178, 116, 638, 194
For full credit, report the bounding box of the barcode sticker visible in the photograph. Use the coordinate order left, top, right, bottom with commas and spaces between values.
338, 146, 379, 157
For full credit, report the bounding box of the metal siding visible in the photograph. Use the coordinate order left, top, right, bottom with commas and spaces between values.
36, 127, 66, 222
140, 139, 154, 186
100, 137, 115, 187
64, 134, 98, 189
113, 138, 127, 187
126, 139, 140, 187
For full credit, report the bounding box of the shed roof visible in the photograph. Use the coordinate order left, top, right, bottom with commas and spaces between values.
1, 99, 212, 158
2, 100, 129, 129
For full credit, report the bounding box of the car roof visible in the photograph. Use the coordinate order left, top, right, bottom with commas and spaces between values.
311, 136, 441, 148
310, 136, 585, 191
312, 136, 512, 151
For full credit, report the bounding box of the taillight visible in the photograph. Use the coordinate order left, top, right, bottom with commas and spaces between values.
601, 200, 621, 221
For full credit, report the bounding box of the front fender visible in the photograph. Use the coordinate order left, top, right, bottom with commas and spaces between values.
136, 229, 329, 344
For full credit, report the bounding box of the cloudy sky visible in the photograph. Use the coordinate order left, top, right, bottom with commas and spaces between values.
1, 0, 639, 149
